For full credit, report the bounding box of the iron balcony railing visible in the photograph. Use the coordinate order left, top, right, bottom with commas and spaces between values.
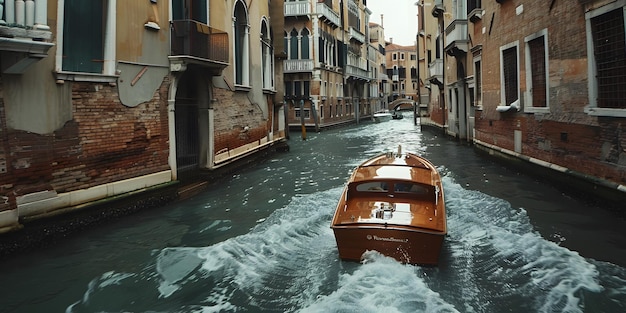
170, 20, 229, 64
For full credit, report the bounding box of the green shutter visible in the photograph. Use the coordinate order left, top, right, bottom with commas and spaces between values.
63, 0, 103, 73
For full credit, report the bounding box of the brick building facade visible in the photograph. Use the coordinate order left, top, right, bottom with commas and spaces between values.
420, 0, 625, 200
0, 0, 287, 233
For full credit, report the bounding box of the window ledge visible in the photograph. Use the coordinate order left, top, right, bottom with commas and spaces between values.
55, 71, 118, 83
585, 106, 626, 117
263, 88, 276, 95
524, 107, 550, 114
234, 84, 252, 92
469, 9, 484, 23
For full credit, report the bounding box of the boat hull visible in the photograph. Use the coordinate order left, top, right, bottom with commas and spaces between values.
332, 225, 445, 265
372, 114, 392, 123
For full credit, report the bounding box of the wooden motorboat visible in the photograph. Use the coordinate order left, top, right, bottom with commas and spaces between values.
331, 146, 447, 265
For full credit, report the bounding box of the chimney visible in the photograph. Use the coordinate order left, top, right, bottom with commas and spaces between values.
381, 14, 384, 27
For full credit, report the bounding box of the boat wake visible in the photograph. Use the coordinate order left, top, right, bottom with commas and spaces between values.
66, 177, 626, 313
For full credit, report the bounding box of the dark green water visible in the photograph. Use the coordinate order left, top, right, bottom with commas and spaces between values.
0, 114, 624, 312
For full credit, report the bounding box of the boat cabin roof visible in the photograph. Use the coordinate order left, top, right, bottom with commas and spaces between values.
350, 152, 439, 187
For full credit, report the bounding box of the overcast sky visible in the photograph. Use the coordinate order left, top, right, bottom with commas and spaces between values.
367, 0, 419, 46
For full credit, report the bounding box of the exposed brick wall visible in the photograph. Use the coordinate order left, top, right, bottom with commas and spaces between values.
0, 78, 171, 210
474, 0, 626, 186
212, 87, 269, 154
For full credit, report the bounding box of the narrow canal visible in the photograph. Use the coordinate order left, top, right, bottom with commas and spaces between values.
0, 113, 624, 312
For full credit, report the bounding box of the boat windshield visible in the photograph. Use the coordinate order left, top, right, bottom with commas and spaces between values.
354, 181, 432, 197
356, 181, 389, 192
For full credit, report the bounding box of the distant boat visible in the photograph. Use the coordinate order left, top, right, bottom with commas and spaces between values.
372, 110, 393, 123
391, 110, 404, 119
331, 146, 447, 265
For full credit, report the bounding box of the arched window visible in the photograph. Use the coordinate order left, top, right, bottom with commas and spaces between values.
301, 28, 310, 59
283, 31, 288, 56
234, 1, 250, 86
290, 28, 299, 60
261, 19, 273, 89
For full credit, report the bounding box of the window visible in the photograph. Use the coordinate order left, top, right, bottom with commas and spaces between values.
301, 28, 310, 59
500, 42, 519, 107
393, 53, 397, 60
303, 81, 310, 98
284, 31, 288, 55
261, 19, 274, 90
289, 29, 299, 59
586, 4, 626, 115
60, 0, 115, 76
401, 53, 405, 60
591, 8, 625, 109
173, 0, 207, 23
295, 108, 311, 119
524, 29, 548, 112
285, 81, 293, 96
288, 28, 310, 60
294, 81, 302, 96
474, 58, 482, 106
234, 1, 250, 86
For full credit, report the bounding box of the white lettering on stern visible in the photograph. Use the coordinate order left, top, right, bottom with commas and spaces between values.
366, 234, 409, 243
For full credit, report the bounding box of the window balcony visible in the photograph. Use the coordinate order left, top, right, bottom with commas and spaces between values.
316, 2, 340, 28
285, 1, 311, 18
283, 59, 314, 73
432, 0, 444, 18
428, 59, 443, 87
0, 0, 53, 73
169, 20, 229, 74
349, 27, 365, 44
445, 19, 469, 57
346, 65, 369, 81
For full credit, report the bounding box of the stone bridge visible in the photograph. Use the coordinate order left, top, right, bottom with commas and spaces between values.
389, 99, 414, 111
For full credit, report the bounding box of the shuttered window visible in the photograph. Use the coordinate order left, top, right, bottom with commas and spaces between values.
502, 46, 518, 106
62, 0, 104, 73
528, 36, 547, 108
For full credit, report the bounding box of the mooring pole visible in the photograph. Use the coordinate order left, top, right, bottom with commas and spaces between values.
299, 99, 307, 140
310, 98, 320, 133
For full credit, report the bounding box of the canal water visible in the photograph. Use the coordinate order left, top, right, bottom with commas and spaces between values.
0, 113, 624, 312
